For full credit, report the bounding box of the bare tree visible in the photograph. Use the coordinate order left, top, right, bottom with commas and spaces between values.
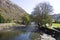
32, 2, 53, 27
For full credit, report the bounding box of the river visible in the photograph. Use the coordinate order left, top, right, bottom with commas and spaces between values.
0, 22, 57, 40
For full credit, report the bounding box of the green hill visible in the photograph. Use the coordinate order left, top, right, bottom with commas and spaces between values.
0, 0, 27, 22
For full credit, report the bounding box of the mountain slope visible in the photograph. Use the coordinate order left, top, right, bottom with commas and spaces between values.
0, 0, 27, 22
52, 14, 60, 21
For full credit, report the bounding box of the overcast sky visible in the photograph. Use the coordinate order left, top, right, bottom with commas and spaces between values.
11, 0, 60, 14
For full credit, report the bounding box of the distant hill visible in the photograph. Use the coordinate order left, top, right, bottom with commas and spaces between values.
0, 0, 27, 22
52, 14, 60, 21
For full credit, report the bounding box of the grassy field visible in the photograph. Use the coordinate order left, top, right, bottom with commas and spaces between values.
52, 23, 60, 28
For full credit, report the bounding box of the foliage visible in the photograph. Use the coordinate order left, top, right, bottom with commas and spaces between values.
0, 14, 5, 23
21, 14, 31, 25
54, 20, 60, 23
0, 14, 13, 23
32, 2, 53, 27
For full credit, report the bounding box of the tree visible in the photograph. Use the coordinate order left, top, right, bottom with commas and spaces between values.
32, 2, 53, 27
0, 14, 5, 23
21, 14, 31, 25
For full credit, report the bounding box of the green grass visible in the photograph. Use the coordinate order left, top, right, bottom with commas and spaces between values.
52, 23, 60, 28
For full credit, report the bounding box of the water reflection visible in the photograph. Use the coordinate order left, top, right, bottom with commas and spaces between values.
0, 29, 57, 40
0, 30, 41, 40
0, 22, 58, 40
0, 31, 20, 40
0, 23, 41, 40
15, 32, 31, 40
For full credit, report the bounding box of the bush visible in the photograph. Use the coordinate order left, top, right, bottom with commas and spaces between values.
0, 14, 5, 23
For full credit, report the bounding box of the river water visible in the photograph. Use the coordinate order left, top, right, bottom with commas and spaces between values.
0, 23, 57, 40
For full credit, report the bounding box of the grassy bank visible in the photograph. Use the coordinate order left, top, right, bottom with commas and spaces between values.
51, 23, 60, 28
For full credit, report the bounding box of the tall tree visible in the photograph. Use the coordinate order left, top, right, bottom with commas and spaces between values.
32, 2, 53, 27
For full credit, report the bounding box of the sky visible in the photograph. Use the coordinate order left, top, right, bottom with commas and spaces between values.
11, 0, 60, 14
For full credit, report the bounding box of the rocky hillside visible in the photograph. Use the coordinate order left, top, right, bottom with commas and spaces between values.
0, 0, 27, 22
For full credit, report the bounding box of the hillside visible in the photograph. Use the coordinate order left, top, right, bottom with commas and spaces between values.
0, 0, 27, 22
52, 14, 60, 21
